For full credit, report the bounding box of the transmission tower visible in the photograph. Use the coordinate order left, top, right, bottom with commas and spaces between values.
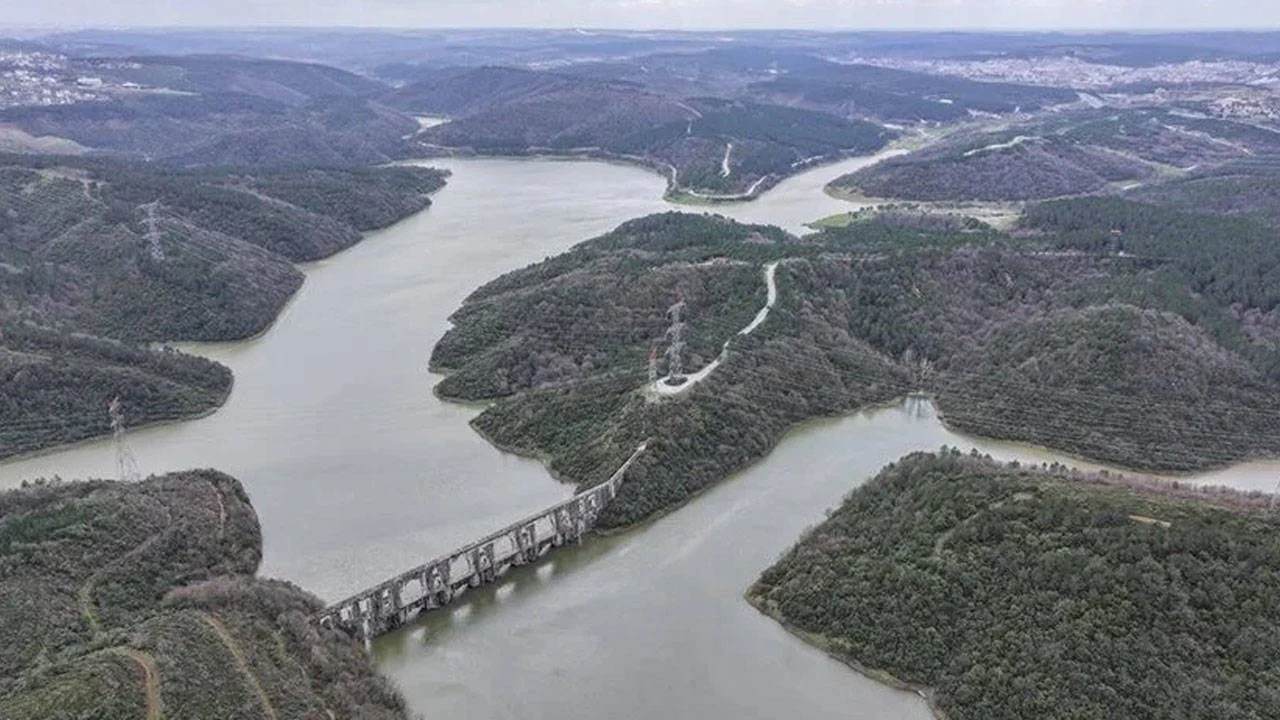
108, 396, 141, 482
648, 346, 659, 384
663, 299, 688, 383
665, 340, 687, 380
667, 299, 685, 326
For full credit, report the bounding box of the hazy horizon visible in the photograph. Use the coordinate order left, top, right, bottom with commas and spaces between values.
4, 0, 1280, 34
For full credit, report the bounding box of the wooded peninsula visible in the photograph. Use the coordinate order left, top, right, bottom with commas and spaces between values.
750, 450, 1280, 720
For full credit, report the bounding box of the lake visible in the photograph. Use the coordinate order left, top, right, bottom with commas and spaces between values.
3, 152, 1276, 719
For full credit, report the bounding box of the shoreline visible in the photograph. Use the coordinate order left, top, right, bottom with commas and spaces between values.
445, 372, 1280, 539
0, 380, 233, 475
410, 142, 901, 206
743, 589, 951, 720
0, 178, 451, 475
929, 393, 1280, 482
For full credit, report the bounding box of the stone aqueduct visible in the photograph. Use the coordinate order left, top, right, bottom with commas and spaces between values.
316, 443, 647, 640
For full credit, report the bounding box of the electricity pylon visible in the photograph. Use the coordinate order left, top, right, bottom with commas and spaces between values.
108, 396, 140, 482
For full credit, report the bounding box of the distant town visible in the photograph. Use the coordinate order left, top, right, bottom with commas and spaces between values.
0, 48, 156, 108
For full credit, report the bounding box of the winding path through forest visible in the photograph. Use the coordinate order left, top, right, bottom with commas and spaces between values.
112, 647, 163, 720
649, 261, 779, 397
200, 612, 279, 720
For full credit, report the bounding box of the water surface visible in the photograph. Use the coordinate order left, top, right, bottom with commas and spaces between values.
3, 153, 1276, 720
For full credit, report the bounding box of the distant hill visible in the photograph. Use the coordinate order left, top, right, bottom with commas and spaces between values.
385, 65, 622, 116
0, 55, 415, 168
393, 52, 1078, 126
392, 66, 893, 197
1132, 171, 1280, 227
0, 471, 410, 719
837, 132, 1152, 202
1129, 152, 1280, 228
94, 54, 386, 103
748, 61, 1078, 123
832, 110, 1280, 202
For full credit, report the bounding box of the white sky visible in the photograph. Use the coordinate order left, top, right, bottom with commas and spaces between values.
3, 0, 1278, 31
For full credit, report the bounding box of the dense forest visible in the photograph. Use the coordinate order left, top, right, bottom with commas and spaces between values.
434, 205, 1280, 525
1129, 158, 1280, 228
832, 109, 1280, 202
0, 471, 409, 719
393, 66, 893, 197
0, 55, 416, 168
0, 153, 446, 459
750, 451, 1280, 720
0, 154, 446, 339
747, 60, 1078, 123
401, 49, 1077, 125
0, 323, 230, 459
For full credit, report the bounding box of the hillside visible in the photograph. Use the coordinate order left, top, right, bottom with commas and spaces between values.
385, 65, 612, 117
1129, 161, 1280, 227
0, 154, 446, 459
393, 66, 893, 197
832, 110, 1280, 202
0, 470, 409, 719
748, 61, 1078, 123
843, 133, 1150, 201
432, 208, 1280, 526
750, 451, 1280, 720
0, 56, 416, 167
1, 156, 447, 338
937, 305, 1280, 470
0, 323, 231, 460
90, 54, 387, 103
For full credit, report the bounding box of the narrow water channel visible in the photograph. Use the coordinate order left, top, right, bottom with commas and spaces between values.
370, 395, 1280, 720
3, 152, 1277, 719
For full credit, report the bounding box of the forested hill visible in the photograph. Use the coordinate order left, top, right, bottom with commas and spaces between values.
751, 451, 1280, 720
385, 65, 616, 117
831, 109, 1280, 202
747, 60, 1078, 123
0, 155, 447, 338
1128, 152, 1280, 229
0, 154, 446, 460
393, 66, 893, 198
0, 55, 416, 168
97, 54, 387, 102
0, 471, 410, 719
387, 50, 1078, 125
432, 206, 1280, 526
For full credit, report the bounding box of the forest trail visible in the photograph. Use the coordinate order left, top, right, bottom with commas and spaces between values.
200, 612, 280, 720
79, 500, 174, 636
678, 173, 772, 202
649, 261, 779, 397
206, 478, 228, 540
113, 647, 164, 720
